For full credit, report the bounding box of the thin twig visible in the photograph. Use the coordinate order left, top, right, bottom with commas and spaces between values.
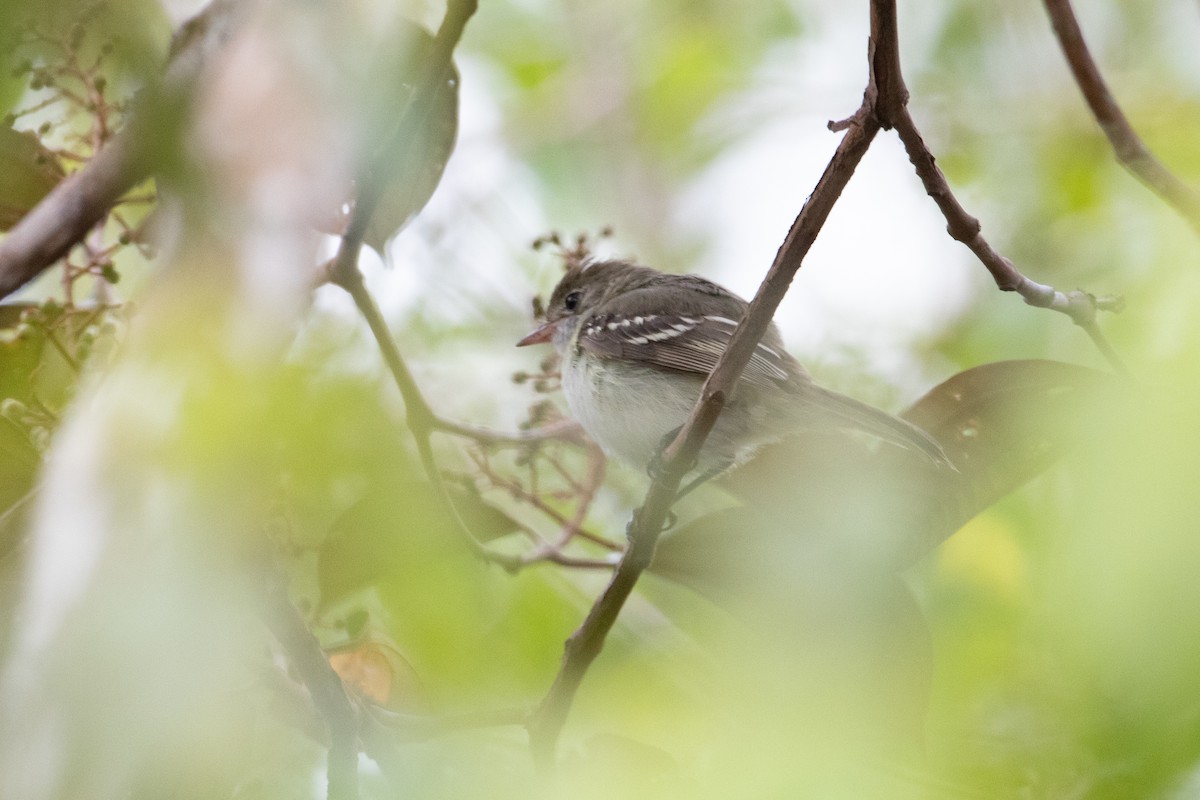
436, 415, 585, 447
41, 327, 80, 373
552, 444, 609, 550
1042, 0, 1200, 233
868, 0, 1128, 375
327, 0, 501, 574
330, 0, 478, 278
889, 103, 1126, 375
0, 0, 246, 301
468, 445, 619, 552
0, 132, 139, 300
327, 0, 480, 401
322, 0, 606, 578
336, 268, 501, 566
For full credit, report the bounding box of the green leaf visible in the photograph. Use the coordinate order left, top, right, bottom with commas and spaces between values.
653, 360, 1123, 599
318, 479, 521, 609
319, 20, 460, 253
901, 358, 1124, 537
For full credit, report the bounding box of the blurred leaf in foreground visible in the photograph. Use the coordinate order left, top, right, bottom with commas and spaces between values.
641, 359, 1125, 785
318, 19, 460, 253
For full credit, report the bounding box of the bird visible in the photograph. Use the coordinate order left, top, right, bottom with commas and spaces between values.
517, 259, 949, 485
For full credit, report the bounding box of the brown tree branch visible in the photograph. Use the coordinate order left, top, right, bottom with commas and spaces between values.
893, 107, 1129, 378
325, 0, 610, 578
1042, 0, 1200, 234
324, 0, 528, 575
0, 134, 140, 299
334, 261, 602, 575
522, 17, 894, 767
326, 0, 476, 417
868, 0, 1128, 375
0, 0, 246, 300
265, 581, 360, 800
467, 447, 621, 554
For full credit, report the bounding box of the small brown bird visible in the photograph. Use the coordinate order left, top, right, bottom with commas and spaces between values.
518, 259, 948, 478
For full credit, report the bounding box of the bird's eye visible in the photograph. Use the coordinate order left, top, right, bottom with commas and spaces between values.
563, 291, 582, 312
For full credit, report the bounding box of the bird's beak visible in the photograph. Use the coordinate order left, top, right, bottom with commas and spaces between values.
516, 319, 561, 347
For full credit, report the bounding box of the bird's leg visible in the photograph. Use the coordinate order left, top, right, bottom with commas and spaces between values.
646, 426, 694, 482
674, 462, 732, 502
646, 426, 729, 508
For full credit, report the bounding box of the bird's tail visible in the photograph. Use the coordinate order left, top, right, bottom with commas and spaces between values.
801, 384, 951, 466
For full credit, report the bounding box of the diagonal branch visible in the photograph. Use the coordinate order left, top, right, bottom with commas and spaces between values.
524, 0, 1143, 765
265, 580, 360, 800
0, 0, 246, 300
1042, 0, 1200, 234
0, 134, 140, 299
325, 0, 518, 572
522, 15, 895, 768
326, 0, 477, 398
869, 0, 1128, 375
325, 0, 477, 410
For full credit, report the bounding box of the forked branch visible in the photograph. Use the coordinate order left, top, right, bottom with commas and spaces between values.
870, 0, 1128, 374
1042, 0, 1200, 234
523, 14, 891, 771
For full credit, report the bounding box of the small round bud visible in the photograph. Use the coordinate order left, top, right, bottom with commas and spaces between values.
100, 262, 120, 284
37, 121, 51, 135
511, 371, 528, 384
93, 75, 107, 93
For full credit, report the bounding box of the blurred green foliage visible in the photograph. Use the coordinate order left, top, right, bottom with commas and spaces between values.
2, 0, 1200, 798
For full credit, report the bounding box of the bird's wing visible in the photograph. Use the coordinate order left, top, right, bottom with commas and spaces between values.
576, 313, 802, 389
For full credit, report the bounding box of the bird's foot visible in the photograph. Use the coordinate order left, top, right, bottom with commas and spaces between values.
647, 426, 693, 482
